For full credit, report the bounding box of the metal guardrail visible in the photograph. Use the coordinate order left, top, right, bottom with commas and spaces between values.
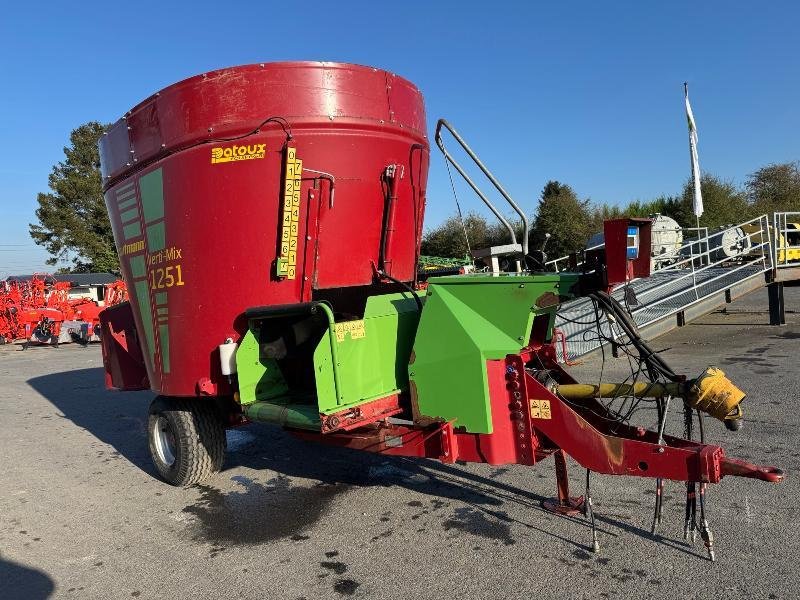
773, 211, 800, 269
545, 244, 602, 273
556, 215, 775, 362
434, 119, 530, 257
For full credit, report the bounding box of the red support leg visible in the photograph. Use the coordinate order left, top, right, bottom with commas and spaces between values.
542, 449, 584, 515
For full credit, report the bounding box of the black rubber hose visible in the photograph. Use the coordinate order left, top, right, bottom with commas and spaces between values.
588, 290, 680, 382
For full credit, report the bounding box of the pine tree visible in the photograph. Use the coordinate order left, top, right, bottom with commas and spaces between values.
30, 122, 117, 272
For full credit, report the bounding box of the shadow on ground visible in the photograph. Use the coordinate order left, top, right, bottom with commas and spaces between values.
27, 367, 704, 557
1, 556, 55, 600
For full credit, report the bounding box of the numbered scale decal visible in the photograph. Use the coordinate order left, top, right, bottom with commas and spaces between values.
277, 146, 302, 280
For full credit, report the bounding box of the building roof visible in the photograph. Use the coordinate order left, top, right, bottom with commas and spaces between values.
53, 273, 118, 286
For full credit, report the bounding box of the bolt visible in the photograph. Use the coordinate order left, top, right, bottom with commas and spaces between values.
519, 284, 525, 288
307, 235, 312, 240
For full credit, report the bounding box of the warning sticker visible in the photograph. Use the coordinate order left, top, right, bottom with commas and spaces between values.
334, 320, 366, 342
530, 399, 552, 420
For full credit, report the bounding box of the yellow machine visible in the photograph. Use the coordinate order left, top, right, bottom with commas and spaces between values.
741, 221, 800, 263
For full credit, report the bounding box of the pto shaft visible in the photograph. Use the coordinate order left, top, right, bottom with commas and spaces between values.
555, 367, 746, 430
557, 382, 682, 400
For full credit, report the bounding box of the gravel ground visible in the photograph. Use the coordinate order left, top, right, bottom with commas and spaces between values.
1, 285, 799, 599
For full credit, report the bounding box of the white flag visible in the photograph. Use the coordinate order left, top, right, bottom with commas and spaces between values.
684, 84, 703, 218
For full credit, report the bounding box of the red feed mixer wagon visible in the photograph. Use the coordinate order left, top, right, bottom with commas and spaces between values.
98, 61, 783, 560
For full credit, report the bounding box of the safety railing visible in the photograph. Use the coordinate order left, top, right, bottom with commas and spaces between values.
627, 215, 771, 319
546, 226, 710, 273
556, 215, 774, 360
545, 243, 603, 273
434, 119, 530, 257
773, 212, 800, 269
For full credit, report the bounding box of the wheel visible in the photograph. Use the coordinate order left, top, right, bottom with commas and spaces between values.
147, 396, 226, 486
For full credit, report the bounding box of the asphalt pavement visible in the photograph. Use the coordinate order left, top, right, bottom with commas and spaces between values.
1, 285, 799, 599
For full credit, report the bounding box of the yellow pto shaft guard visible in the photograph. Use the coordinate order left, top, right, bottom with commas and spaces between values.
556, 367, 745, 430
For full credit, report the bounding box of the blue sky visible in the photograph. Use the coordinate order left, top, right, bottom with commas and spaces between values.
1, 1, 798, 276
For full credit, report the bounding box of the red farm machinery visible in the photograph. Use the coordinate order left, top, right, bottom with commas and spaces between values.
0, 274, 127, 347
98, 62, 783, 561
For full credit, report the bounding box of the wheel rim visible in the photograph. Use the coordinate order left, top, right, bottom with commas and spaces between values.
154, 416, 177, 467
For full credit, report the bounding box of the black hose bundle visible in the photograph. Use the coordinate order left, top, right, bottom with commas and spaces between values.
587, 290, 681, 383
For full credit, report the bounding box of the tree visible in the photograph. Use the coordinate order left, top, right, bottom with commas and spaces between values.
679, 173, 751, 229
420, 212, 511, 258
30, 122, 117, 272
746, 162, 800, 214
531, 181, 594, 259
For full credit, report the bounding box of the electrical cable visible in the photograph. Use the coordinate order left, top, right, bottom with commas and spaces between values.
102, 116, 294, 190
440, 140, 473, 260
374, 268, 423, 312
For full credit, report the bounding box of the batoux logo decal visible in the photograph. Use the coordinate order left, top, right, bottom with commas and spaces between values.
210, 143, 266, 164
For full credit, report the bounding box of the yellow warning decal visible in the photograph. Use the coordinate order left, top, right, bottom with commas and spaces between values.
334, 320, 366, 343
210, 143, 266, 164
530, 399, 552, 420
277, 146, 302, 279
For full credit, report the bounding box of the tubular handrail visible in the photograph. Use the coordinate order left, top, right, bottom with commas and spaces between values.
434, 119, 529, 257
556, 215, 773, 325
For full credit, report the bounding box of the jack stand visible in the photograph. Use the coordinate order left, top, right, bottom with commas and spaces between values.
542, 450, 584, 516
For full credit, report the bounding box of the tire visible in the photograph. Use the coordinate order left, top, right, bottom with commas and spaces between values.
147, 396, 226, 486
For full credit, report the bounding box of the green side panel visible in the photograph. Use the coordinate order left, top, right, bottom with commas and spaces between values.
409, 273, 578, 434
123, 221, 142, 240
154, 292, 167, 306
146, 222, 166, 252
313, 293, 419, 414
235, 329, 289, 405
133, 280, 155, 371
139, 168, 164, 223
159, 323, 170, 374
120, 207, 139, 224
117, 197, 137, 210
116, 182, 135, 197
129, 255, 146, 278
